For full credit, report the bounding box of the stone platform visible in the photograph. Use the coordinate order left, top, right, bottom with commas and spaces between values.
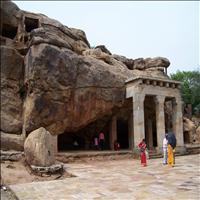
10, 154, 200, 200
57, 146, 200, 163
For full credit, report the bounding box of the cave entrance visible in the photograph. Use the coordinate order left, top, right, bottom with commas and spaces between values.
117, 119, 129, 149
25, 17, 39, 32
58, 132, 85, 151
57, 116, 111, 151
1, 24, 17, 39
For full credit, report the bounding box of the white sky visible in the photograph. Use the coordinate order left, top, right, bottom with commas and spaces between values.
14, 1, 199, 74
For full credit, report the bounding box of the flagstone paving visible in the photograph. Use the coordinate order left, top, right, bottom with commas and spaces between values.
10, 154, 200, 200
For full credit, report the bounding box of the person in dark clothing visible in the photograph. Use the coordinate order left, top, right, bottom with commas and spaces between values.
99, 132, 105, 150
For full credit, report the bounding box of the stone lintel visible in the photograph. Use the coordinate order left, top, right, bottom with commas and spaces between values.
125, 76, 182, 91
125, 76, 182, 85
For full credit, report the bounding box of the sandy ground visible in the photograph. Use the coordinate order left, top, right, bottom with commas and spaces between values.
1, 159, 73, 185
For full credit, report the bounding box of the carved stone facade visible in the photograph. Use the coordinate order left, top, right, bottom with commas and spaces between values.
123, 76, 185, 153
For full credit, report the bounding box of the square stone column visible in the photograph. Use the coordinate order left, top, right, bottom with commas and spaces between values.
128, 112, 134, 149
172, 98, 184, 147
109, 115, 117, 150
146, 119, 153, 149
133, 93, 145, 148
155, 95, 166, 149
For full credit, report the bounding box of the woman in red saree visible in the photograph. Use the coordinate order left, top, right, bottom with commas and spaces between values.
138, 139, 147, 167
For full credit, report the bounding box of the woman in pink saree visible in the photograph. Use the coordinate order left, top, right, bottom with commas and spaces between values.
138, 139, 147, 167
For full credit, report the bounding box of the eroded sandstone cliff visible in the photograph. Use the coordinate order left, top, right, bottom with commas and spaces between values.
1, 1, 171, 149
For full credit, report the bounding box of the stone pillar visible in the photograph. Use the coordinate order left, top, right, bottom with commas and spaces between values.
147, 119, 153, 149
155, 95, 166, 150
172, 98, 184, 147
128, 112, 134, 149
109, 115, 117, 150
133, 93, 145, 148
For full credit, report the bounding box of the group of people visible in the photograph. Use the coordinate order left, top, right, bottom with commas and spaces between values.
74, 130, 177, 168
93, 132, 105, 150
93, 132, 120, 151
138, 132, 176, 167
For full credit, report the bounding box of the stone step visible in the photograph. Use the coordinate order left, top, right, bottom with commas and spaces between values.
56, 150, 134, 163
56, 147, 200, 163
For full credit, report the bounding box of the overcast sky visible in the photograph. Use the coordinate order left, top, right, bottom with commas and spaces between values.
14, 1, 199, 74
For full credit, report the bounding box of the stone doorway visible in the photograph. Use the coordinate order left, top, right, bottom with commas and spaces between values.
117, 119, 129, 149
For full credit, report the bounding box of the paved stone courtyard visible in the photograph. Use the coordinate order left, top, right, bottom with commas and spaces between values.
10, 154, 200, 200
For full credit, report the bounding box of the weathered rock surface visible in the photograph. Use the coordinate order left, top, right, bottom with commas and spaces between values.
95, 45, 112, 55
23, 43, 132, 134
0, 0, 19, 29
1, 132, 24, 151
183, 117, 200, 144
24, 127, 56, 166
0, 46, 24, 134
1, 1, 170, 141
195, 126, 200, 143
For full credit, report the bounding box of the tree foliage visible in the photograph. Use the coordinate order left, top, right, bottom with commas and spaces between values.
170, 70, 200, 114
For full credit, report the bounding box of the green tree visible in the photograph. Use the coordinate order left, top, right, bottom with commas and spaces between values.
170, 70, 200, 115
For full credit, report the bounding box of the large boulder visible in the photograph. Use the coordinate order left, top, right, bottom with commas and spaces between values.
23, 43, 132, 134
24, 127, 56, 166
133, 57, 170, 70
113, 55, 170, 71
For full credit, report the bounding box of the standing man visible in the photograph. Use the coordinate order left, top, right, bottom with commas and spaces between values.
99, 132, 105, 150
163, 134, 168, 165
